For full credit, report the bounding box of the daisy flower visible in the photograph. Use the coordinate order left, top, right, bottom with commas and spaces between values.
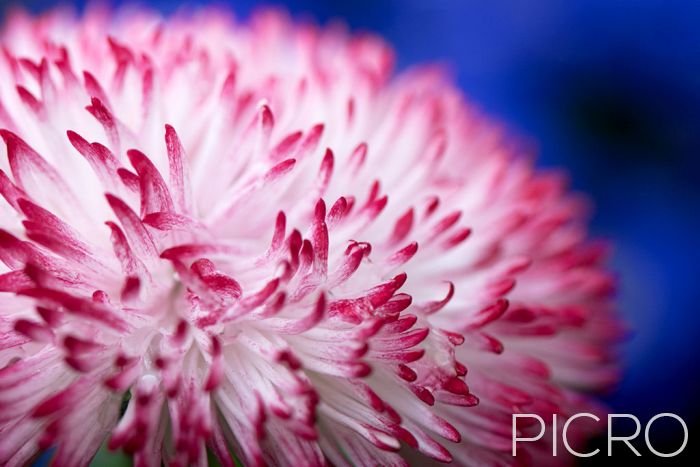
0, 6, 620, 466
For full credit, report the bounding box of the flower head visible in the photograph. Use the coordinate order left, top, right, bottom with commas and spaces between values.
0, 6, 620, 466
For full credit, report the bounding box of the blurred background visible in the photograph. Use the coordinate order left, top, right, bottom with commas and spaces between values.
3, 0, 699, 464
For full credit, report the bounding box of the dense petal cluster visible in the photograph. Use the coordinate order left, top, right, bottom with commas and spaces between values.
0, 6, 620, 467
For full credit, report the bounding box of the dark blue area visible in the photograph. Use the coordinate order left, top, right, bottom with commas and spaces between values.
4, 0, 700, 456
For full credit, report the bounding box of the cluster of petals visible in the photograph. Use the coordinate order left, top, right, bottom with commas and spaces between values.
0, 6, 620, 467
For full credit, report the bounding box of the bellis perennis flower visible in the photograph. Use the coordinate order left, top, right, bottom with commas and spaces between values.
0, 6, 620, 467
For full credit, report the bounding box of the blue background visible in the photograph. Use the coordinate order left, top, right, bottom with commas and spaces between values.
3, 0, 699, 463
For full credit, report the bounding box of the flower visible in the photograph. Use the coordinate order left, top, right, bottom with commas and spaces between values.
0, 6, 620, 467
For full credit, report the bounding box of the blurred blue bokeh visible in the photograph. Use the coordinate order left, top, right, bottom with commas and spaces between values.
5, 0, 700, 461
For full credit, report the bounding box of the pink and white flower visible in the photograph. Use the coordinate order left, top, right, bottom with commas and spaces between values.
0, 6, 620, 466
